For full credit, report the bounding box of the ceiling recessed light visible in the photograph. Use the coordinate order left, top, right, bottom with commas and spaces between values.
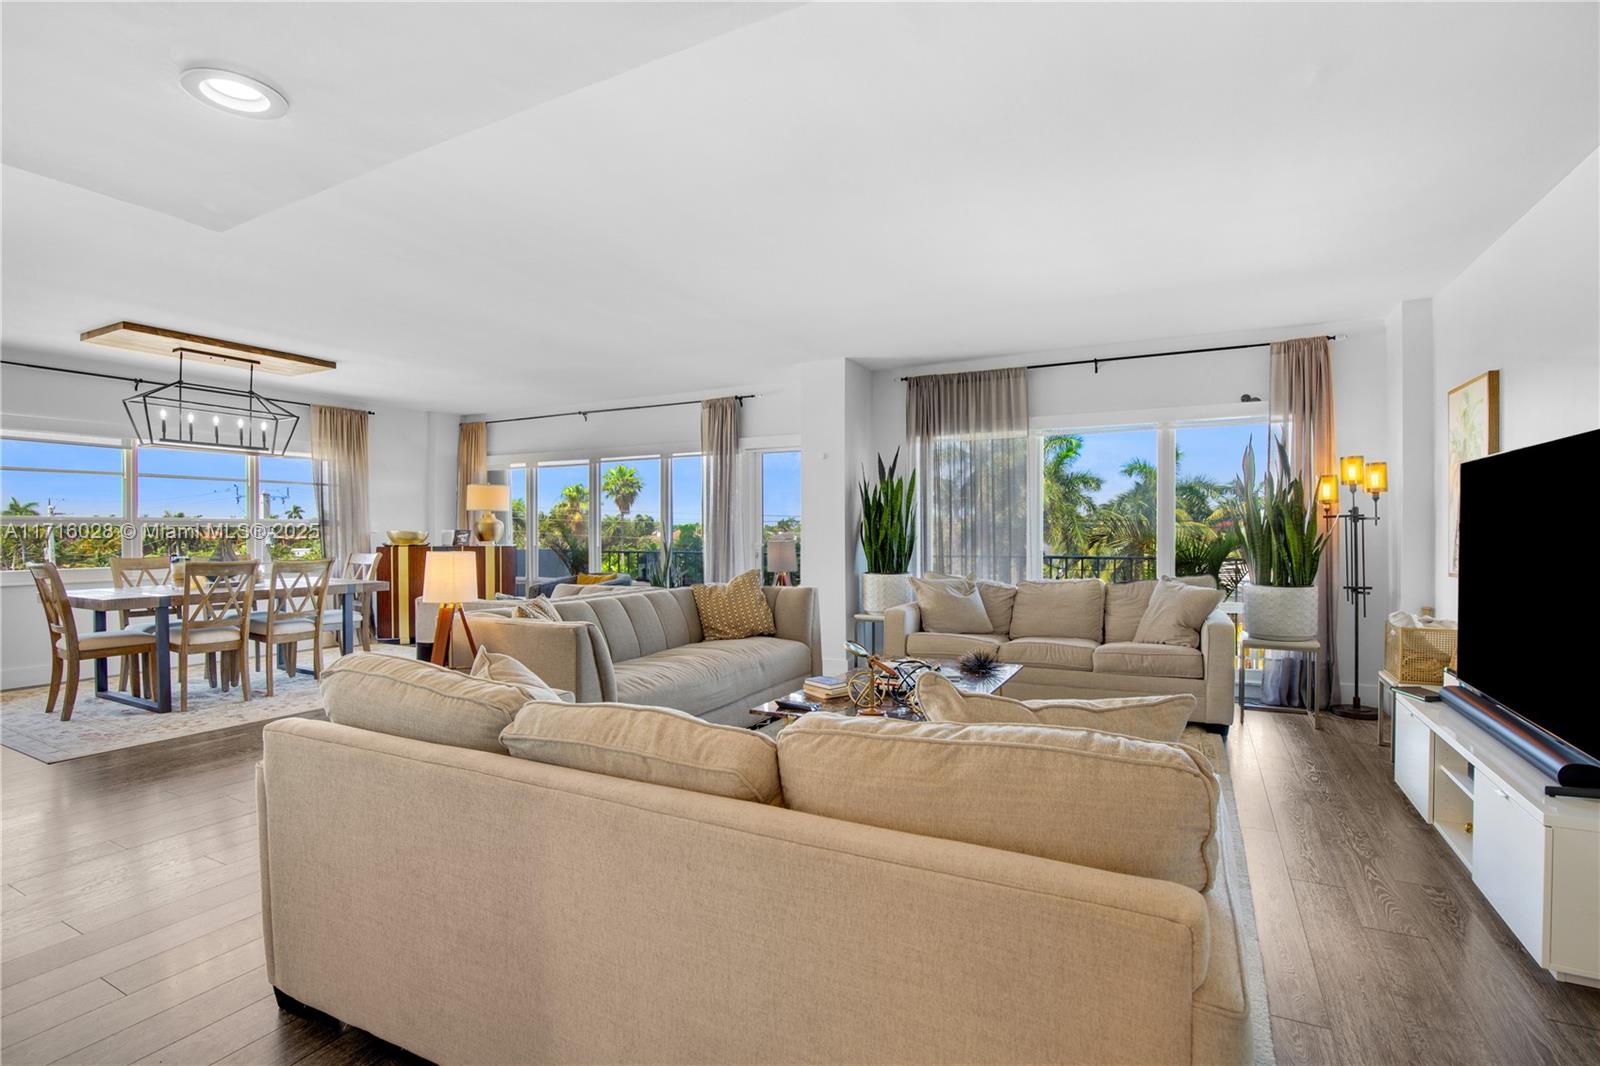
179, 67, 289, 119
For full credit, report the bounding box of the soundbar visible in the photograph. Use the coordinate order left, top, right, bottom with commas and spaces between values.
1440, 686, 1600, 789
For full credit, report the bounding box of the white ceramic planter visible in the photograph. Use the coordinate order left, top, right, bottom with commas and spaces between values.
1241, 583, 1319, 642
860, 573, 914, 614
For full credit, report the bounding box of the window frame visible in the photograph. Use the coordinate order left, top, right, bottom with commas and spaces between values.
1, 435, 131, 570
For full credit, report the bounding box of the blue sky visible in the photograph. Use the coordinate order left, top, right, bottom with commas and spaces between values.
1048, 422, 1269, 501
762, 451, 801, 523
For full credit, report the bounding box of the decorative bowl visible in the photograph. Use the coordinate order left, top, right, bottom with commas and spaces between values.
386, 530, 429, 545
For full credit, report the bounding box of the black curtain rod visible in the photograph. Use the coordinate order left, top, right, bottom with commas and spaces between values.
900, 337, 1338, 381
0, 359, 376, 415
484, 394, 753, 426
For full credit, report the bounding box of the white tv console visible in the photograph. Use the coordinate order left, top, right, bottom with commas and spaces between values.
1392, 684, 1600, 985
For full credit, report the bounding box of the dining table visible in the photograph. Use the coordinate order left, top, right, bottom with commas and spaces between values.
64, 574, 389, 713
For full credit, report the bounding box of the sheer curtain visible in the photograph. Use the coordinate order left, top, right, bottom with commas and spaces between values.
1262, 336, 1340, 709
311, 405, 371, 566
906, 368, 1029, 582
700, 396, 739, 583
456, 421, 487, 530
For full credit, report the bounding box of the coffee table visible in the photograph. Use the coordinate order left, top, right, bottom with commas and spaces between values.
747, 660, 1022, 730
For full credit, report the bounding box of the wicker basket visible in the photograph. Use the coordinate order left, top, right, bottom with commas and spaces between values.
1384, 620, 1458, 684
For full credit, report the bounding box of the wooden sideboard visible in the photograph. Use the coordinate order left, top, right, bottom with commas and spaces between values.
376, 544, 516, 644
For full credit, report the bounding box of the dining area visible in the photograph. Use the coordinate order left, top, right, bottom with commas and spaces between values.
24, 554, 388, 720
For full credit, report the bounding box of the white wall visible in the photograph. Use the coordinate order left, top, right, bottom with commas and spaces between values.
1431, 151, 1600, 618
0, 355, 449, 688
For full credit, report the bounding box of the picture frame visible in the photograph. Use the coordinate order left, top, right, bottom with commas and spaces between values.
1447, 369, 1499, 576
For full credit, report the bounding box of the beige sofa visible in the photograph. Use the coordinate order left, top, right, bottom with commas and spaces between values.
258, 712, 1250, 1064
445, 585, 821, 726
884, 577, 1236, 729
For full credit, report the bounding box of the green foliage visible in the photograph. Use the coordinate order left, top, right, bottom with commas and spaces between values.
539, 483, 589, 575
1228, 435, 1330, 588
601, 465, 644, 517
858, 449, 916, 574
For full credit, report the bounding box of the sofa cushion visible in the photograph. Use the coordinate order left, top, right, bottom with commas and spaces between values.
468, 647, 567, 701
1104, 580, 1156, 644
977, 581, 1018, 635
499, 701, 781, 804
910, 575, 991, 634
997, 636, 1097, 672
777, 715, 1220, 890
552, 588, 702, 662
914, 672, 1194, 742
692, 569, 776, 641
1008, 579, 1105, 641
613, 637, 811, 711
320, 652, 534, 752
1095, 641, 1206, 679
1134, 578, 1224, 649
904, 632, 1004, 660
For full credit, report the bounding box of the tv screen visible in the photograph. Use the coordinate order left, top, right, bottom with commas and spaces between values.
1456, 428, 1600, 763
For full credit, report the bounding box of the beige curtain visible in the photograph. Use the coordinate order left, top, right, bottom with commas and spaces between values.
456, 421, 487, 530
906, 368, 1029, 582
311, 405, 371, 566
700, 397, 740, 583
1265, 337, 1340, 708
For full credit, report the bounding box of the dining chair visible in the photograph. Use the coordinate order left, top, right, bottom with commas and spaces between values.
250, 560, 332, 695
109, 555, 171, 697
26, 562, 157, 722
322, 551, 379, 653
176, 561, 257, 713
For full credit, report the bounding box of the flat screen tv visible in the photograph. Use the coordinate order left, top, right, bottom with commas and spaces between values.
1453, 427, 1600, 788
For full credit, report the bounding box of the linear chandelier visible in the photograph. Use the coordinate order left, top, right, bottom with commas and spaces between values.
122, 350, 300, 455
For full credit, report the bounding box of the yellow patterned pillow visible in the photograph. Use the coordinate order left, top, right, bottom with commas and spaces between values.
692, 569, 776, 640
574, 572, 616, 586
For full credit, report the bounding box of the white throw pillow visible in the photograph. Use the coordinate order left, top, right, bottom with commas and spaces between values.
1133, 578, 1223, 648
914, 671, 1193, 742
910, 575, 992, 634
469, 647, 566, 701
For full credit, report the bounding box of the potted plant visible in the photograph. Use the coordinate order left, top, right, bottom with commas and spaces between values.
1229, 435, 1331, 641
858, 449, 917, 613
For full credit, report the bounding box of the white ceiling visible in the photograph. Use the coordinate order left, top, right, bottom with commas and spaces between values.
3, 2, 1596, 415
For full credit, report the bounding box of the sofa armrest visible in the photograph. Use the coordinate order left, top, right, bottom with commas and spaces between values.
450, 615, 613, 702
1199, 610, 1237, 725
882, 603, 921, 658
763, 586, 822, 676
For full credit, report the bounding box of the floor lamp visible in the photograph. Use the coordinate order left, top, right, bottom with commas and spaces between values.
423, 550, 480, 668
1317, 456, 1387, 720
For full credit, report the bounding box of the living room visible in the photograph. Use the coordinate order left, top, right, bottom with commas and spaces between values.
1, 3, 1597, 1065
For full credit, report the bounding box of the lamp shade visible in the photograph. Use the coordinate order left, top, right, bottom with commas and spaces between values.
1316, 474, 1339, 507
1365, 461, 1388, 495
465, 483, 510, 512
1340, 455, 1365, 486
421, 551, 479, 603
766, 535, 798, 574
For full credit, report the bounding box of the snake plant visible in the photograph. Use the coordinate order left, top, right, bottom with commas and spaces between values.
858, 449, 917, 573
1229, 435, 1330, 587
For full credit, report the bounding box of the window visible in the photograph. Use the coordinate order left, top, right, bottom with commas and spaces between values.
138, 447, 250, 560
1173, 421, 1267, 597
258, 455, 323, 560
758, 449, 802, 584
599, 457, 663, 584
1, 439, 125, 569
1040, 428, 1158, 583
535, 462, 590, 581
669, 454, 704, 586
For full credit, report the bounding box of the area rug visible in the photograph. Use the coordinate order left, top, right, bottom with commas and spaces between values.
1187, 725, 1276, 1066
0, 645, 412, 764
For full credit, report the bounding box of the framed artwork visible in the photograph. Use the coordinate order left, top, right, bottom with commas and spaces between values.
1447, 370, 1499, 576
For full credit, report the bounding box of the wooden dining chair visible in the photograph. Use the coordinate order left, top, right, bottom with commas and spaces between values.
109, 555, 171, 697
322, 551, 379, 654
176, 561, 257, 713
26, 562, 157, 722
249, 560, 332, 695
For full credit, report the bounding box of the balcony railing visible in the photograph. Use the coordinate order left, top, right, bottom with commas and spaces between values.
1043, 554, 1156, 583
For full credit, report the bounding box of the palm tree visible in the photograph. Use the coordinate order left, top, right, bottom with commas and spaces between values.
5, 497, 40, 516
1041, 435, 1103, 557
602, 465, 643, 518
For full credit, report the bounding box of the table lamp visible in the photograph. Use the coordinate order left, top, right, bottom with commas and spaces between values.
422, 550, 480, 667
466, 483, 511, 543
766, 534, 798, 586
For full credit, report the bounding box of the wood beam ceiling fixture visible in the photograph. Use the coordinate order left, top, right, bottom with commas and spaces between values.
80, 322, 335, 376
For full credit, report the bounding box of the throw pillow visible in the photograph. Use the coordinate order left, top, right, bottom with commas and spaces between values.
1008, 579, 1106, 641
777, 714, 1220, 891
468, 646, 566, 702
1103, 580, 1156, 644
976, 580, 1018, 635
914, 671, 1193, 743
1133, 578, 1224, 649
500, 701, 782, 804
574, 572, 618, 585
510, 597, 562, 622
691, 569, 776, 640
321, 652, 537, 752
910, 575, 992, 634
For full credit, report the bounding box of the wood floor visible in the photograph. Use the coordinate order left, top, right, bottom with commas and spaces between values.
2, 705, 1597, 1065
